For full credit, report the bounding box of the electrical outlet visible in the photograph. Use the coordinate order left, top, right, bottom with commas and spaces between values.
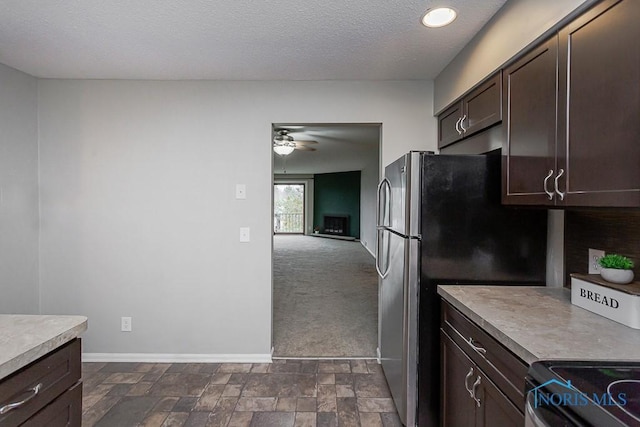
588, 249, 605, 274
121, 317, 132, 332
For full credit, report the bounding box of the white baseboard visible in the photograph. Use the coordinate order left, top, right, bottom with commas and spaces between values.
362, 241, 375, 258
82, 353, 272, 364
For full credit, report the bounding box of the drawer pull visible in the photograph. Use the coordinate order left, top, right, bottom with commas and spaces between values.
0, 383, 42, 415
464, 367, 474, 397
468, 338, 487, 355
472, 376, 482, 407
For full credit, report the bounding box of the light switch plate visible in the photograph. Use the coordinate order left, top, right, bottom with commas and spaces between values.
588, 249, 605, 274
240, 227, 250, 242
236, 184, 247, 199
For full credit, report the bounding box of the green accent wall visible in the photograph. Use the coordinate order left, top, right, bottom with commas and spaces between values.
314, 171, 361, 238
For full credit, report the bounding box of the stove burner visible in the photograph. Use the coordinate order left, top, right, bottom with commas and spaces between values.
546, 364, 640, 426
607, 380, 640, 424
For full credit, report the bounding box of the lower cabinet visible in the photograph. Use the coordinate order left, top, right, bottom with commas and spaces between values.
441, 333, 522, 427
21, 383, 82, 427
441, 331, 476, 427
441, 302, 525, 427
0, 339, 82, 427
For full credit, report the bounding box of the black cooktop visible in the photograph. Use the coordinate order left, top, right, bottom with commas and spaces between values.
527, 361, 640, 426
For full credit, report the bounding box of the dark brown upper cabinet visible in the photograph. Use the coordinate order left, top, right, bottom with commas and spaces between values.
438, 73, 502, 149
503, 0, 640, 207
502, 38, 558, 206
557, 0, 640, 207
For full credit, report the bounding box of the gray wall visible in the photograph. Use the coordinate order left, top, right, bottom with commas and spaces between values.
0, 64, 40, 314
37, 79, 436, 357
434, 0, 589, 113
360, 143, 379, 256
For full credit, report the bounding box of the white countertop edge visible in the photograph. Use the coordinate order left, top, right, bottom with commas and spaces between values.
0, 316, 87, 380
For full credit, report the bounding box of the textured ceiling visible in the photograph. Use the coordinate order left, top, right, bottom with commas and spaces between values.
0, 0, 507, 80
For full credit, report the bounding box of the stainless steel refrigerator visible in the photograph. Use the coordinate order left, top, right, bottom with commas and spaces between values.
376, 152, 547, 426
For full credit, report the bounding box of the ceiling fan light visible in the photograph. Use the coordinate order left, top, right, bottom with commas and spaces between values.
273, 130, 296, 156
273, 143, 295, 156
421, 7, 457, 28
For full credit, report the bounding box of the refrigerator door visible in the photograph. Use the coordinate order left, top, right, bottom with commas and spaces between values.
385, 155, 409, 236
379, 230, 406, 422
385, 152, 422, 237
379, 230, 419, 426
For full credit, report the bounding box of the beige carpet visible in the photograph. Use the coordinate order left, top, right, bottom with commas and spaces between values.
273, 235, 378, 357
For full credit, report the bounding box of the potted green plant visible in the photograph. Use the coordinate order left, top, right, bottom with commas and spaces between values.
313, 226, 320, 234
599, 254, 635, 284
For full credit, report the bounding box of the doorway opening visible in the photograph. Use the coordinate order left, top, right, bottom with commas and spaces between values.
274, 184, 305, 234
271, 123, 381, 358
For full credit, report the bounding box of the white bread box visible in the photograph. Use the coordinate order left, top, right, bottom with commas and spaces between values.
571, 274, 640, 329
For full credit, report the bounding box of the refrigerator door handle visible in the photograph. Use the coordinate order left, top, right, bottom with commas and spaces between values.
376, 178, 391, 227
375, 229, 390, 278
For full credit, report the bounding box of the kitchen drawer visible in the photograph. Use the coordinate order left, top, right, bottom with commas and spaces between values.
0, 339, 81, 426
22, 382, 81, 427
441, 302, 527, 409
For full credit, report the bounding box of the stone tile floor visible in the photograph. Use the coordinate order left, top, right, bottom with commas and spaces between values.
82, 359, 402, 427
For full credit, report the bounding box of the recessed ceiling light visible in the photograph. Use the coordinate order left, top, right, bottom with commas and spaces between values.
421, 7, 457, 28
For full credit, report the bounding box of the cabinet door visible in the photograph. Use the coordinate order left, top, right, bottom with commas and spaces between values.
22, 382, 82, 427
438, 102, 463, 149
441, 331, 476, 427
463, 73, 502, 137
502, 38, 558, 205
558, 0, 640, 206
474, 372, 523, 427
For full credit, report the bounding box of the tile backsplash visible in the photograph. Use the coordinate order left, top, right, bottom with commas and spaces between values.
564, 209, 640, 287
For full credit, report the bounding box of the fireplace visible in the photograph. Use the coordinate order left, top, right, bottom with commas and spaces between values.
323, 215, 349, 236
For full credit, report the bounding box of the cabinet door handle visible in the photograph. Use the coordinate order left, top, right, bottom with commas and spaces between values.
472, 376, 482, 407
554, 169, 565, 201
468, 337, 487, 355
543, 170, 554, 200
460, 115, 467, 133
455, 117, 462, 135
464, 367, 474, 397
0, 383, 42, 415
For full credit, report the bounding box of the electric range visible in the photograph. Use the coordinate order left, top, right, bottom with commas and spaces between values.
526, 361, 640, 426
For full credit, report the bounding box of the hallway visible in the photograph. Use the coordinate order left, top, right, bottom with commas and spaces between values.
273, 236, 378, 357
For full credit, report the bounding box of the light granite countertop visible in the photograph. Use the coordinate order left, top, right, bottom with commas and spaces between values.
0, 315, 87, 380
437, 286, 640, 365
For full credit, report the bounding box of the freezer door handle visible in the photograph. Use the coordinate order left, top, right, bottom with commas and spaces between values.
375, 229, 390, 278
376, 178, 391, 227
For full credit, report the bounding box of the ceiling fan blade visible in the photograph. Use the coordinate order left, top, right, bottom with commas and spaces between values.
295, 145, 316, 151
295, 140, 318, 145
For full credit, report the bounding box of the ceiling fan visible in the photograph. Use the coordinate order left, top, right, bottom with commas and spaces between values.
273, 129, 317, 156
